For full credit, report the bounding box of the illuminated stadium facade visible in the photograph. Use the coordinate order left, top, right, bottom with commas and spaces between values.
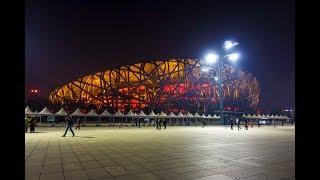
49, 59, 260, 114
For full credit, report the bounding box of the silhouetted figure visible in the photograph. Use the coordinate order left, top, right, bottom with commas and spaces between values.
281, 120, 284, 126
257, 121, 260, 127
159, 119, 162, 129
250, 120, 253, 128
230, 119, 234, 130
272, 120, 276, 128
244, 119, 248, 130
75, 118, 81, 130
25, 116, 30, 133
201, 119, 205, 128
163, 119, 167, 129
138, 119, 141, 128
237, 118, 241, 130
62, 115, 75, 137
29, 116, 36, 133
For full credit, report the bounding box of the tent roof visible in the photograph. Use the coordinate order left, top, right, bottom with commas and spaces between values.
137, 110, 147, 117
158, 111, 167, 117
100, 109, 112, 117
186, 112, 194, 118
201, 114, 207, 118
86, 109, 99, 116
55, 108, 69, 116
242, 114, 248, 118
148, 111, 158, 117
207, 114, 213, 118
25, 106, 35, 115
251, 114, 258, 118
212, 114, 220, 119
194, 112, 201, 118
126, 110, 137, 117
71, 108, 86, 116
176, 112, 185, 118
38, 107, 52, 115
167, 111, 176, 117
113, 109, 124, 117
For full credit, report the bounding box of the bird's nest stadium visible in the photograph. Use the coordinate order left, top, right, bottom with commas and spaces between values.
48, 59, 260, 114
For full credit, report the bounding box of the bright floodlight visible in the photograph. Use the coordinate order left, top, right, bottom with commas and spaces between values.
224, 40, 239, 49
228, 53, 240, 62
205, 53, 219, 64
214, 76, 219, 81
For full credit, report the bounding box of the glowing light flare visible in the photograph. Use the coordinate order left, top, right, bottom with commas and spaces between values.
205, 53, 219, 64
227, 53, 240, 62
224, 40, 239, 49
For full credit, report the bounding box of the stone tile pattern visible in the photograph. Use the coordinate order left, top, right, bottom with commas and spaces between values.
25, 126, 295, 180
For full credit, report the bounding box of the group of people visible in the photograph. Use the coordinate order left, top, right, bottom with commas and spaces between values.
25, 115, 36, 133
230, 118, 251, 130
156, 119, 167, 130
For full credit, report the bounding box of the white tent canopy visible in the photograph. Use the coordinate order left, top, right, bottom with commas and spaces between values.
194, 112, 201, 118
25, 106, 35, 115
55, 108, 69, 116
71, 108, 86, 116
148, 111, 158, 117
38, 107, 52, 115
201, 114, 207, 118
86, 109, 99, 117
207, 114, 213, 119
158, 111, 167, 117
242, 114, 248, 118
167, 111, 176, 118
251, 114, 258, 119
113, 109, 124, 117
100, 109, 112, 117
177, 112, 185, 118
186, 112, 194, 118
212, 114, 220, 119
136, 110, 147, 117
126, 110, 137, 117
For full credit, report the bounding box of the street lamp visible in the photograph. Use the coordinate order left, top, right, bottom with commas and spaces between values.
201, 40, 239, 125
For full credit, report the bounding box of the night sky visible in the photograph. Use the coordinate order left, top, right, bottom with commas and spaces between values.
25, 0, 294, 112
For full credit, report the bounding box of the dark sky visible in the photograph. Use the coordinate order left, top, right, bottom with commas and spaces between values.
25, 0, 294, 112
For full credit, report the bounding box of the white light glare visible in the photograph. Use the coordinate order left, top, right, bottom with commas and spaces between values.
228, 53, 240, 62
214, 76, 219, 81
224, 40, 239, 49
201, 67, 210, 72
205, 53, 219, 64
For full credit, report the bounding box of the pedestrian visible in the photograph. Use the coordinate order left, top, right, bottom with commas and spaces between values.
281, 120, 284, 126
201, 119, 204, 128
163, 119, 167, 129
244, 119, 248, 130
155, 119, 159, 130
75, 118, 81, 130
237, 118, 241, 130
230, 118, 234, 130
25, 116, 30, 133
159, 119, 162, 130
257, 121, 260, 127
250, 120, 253, 128
272, 120, 276, 128
29, 116, 36, 133
138, 118, 141, 128
62, 115, 75, 137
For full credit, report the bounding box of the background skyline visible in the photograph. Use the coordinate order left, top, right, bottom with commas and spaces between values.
25, 0, 294, 112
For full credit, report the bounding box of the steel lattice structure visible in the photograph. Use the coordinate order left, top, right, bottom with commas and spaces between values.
49, 59, 260, 113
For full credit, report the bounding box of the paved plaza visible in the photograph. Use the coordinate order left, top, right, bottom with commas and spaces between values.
25, 125, 295, 180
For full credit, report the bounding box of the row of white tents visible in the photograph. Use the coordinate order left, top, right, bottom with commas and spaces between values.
25, 106, 290, 120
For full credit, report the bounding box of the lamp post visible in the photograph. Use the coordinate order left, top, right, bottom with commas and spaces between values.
201, 40, 240, 125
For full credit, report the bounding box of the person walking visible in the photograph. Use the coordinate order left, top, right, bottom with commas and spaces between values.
230, 118, 234, 130
244, 119, 248, 130
159, 119, 162, 130
257, 121, 260, 127
75, 118, 81, 130
272, 120, 276, 128
138, 118, 141, 128
29, 116, 36, 133
62, 115, 75, 137
250, 120, 253, 128
163, 119, 167, 129
237, 118, 241, 130
201, 119, 205, 128
25, 116, 30, 133
281, 120, 284, 126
